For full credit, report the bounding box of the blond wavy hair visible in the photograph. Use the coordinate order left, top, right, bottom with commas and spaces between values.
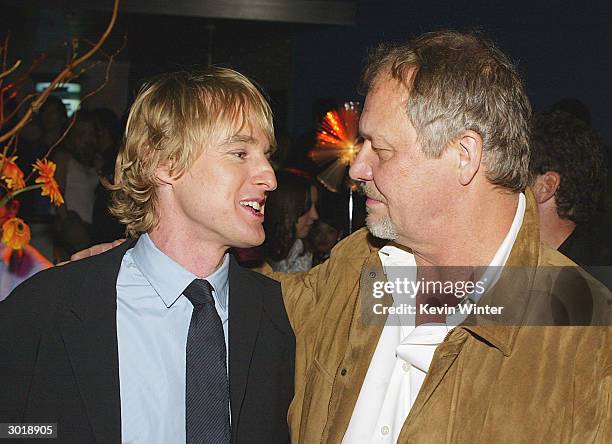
108, 68, 275, 236
361, 30, 532, 192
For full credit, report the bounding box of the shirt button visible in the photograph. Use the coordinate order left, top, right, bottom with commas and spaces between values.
381, 425, 390, 436
402, 362, 410, 372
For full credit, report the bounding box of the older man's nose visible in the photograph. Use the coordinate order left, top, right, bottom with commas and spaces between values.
349, 144, 374, 182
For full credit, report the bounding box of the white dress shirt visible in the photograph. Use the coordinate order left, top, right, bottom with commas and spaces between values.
343, 193, 526, 443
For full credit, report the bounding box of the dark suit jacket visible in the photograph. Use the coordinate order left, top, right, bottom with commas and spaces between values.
0, 240, 295, 443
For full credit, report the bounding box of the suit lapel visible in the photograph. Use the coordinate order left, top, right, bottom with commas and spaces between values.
228, 257, 263, 436
60, 240, 136, 444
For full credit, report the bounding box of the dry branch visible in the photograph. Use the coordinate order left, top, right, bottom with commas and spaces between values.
0, 0, 120, 144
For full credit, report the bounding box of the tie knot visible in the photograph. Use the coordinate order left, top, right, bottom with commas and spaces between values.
183, 279, 215, 307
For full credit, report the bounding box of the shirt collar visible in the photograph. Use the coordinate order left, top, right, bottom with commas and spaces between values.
489, 192, 526, 268
132, 233, 230, 309
470, 192, 525, 299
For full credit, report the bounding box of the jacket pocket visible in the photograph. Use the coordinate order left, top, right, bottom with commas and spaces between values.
291, 358, 335, 443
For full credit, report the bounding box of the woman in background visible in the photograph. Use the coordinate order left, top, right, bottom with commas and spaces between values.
263, 169, 319, 272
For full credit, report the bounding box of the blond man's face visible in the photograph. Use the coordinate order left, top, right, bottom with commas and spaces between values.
165, 122, 277, 250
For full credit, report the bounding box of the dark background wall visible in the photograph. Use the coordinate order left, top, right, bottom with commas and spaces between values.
291, 0, 611, 147
1, 0, 610, 146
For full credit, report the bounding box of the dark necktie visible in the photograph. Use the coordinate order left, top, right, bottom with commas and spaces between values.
183, 279, 231, 443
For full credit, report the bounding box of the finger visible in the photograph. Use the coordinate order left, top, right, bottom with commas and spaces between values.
70, 248, 95, 261
70, 239, 127, 262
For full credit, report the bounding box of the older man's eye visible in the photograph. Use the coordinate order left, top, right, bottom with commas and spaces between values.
373, 147, 392, 160
233, 151, 247, 159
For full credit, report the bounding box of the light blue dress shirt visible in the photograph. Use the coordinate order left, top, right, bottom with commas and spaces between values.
116, 233, 230, 444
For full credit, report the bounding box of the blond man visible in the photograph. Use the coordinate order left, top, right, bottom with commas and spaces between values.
0, 68, 294, 443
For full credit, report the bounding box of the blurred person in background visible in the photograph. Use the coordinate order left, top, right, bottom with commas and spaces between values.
52, 110, 101, 260
550, 97, 591, 125
309, 220, 341, 266
530, 110, 611, 269
93, 107, 122, 174
308, 188, 345, 266
91, 107, 125, 243
39, 97, 69, 148
263, 169, 319, 272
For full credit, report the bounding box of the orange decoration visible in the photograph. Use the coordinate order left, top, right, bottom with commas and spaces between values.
308, 102, 362, 192
0, 154, 26, 190
33, 159, 64, 206
1, 216, 31, 264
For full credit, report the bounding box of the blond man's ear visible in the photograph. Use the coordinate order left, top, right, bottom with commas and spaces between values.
155, 161, 175, 185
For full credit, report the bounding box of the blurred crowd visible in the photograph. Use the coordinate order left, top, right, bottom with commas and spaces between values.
16, 98, 125, 262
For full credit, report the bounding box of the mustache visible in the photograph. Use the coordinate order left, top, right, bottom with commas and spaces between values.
360, 182, 386, 203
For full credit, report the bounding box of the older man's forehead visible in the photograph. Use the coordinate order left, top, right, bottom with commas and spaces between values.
360, 79, 406, 136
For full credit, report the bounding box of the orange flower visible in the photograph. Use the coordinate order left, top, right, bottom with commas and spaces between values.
1, 217, 31, 264
33, 159, 64, 206
0, 155, 25, 190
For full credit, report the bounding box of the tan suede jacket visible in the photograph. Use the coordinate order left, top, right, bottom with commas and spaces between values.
274, 191, 612, 443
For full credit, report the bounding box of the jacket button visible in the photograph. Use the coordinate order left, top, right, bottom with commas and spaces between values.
340, 368, 347, 376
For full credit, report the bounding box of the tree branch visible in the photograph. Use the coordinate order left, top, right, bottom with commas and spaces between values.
0, 0, 120, 144
0, 59, 21, 81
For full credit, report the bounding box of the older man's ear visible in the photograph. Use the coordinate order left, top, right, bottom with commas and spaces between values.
456, 131, 483, 186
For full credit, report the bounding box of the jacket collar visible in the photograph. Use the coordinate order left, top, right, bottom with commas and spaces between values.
459, 188, 541, 356
63, 239, 137, 323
